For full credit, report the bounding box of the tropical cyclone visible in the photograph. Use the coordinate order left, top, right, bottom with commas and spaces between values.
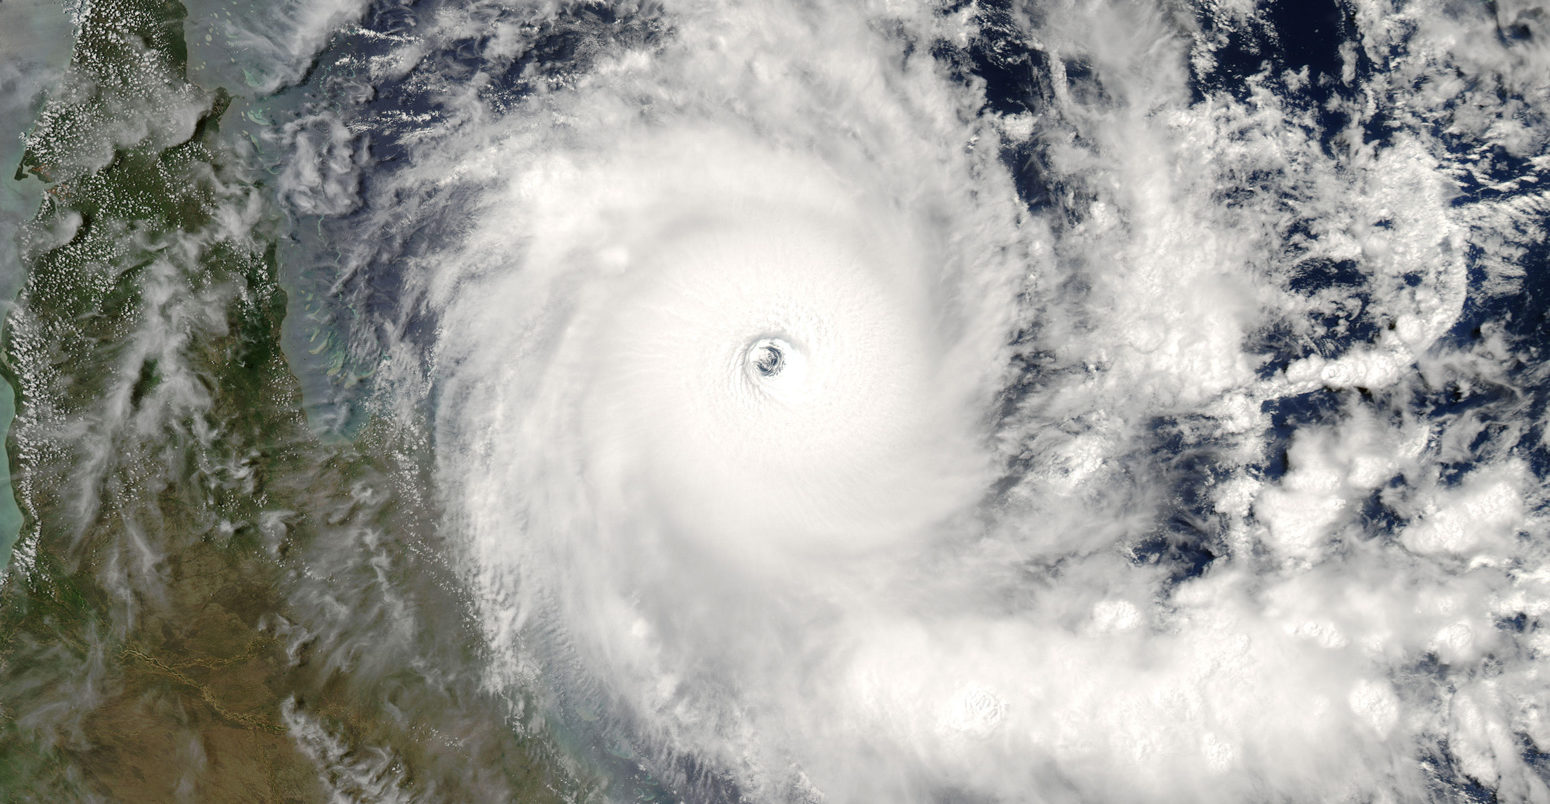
252, 0, 1550, 800
432, 114, 1024, 796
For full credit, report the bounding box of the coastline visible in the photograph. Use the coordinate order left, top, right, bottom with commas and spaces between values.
0, 0, 72, 577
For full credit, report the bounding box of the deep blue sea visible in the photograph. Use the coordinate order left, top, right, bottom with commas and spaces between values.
3, 0, 1549, 800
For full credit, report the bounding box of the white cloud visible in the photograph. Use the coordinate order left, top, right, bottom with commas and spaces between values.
285, 0, 1550, 799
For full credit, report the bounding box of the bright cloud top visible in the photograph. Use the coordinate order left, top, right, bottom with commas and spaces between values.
267, 0, 1550, 800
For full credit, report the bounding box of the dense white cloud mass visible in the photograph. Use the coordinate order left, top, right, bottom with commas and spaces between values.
264, 0, 1550, 800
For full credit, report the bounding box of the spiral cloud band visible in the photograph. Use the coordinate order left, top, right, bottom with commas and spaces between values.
424, 17, 1032, 793
265, 0, 1550, 799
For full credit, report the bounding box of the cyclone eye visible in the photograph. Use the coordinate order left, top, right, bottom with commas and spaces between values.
746, 337, 794, 382
753, 345, 784, 377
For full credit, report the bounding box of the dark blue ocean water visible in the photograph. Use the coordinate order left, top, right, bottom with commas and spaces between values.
257, 0, 1550, 797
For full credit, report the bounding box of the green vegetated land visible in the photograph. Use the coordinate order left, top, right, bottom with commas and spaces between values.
0, 0, 583, 799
